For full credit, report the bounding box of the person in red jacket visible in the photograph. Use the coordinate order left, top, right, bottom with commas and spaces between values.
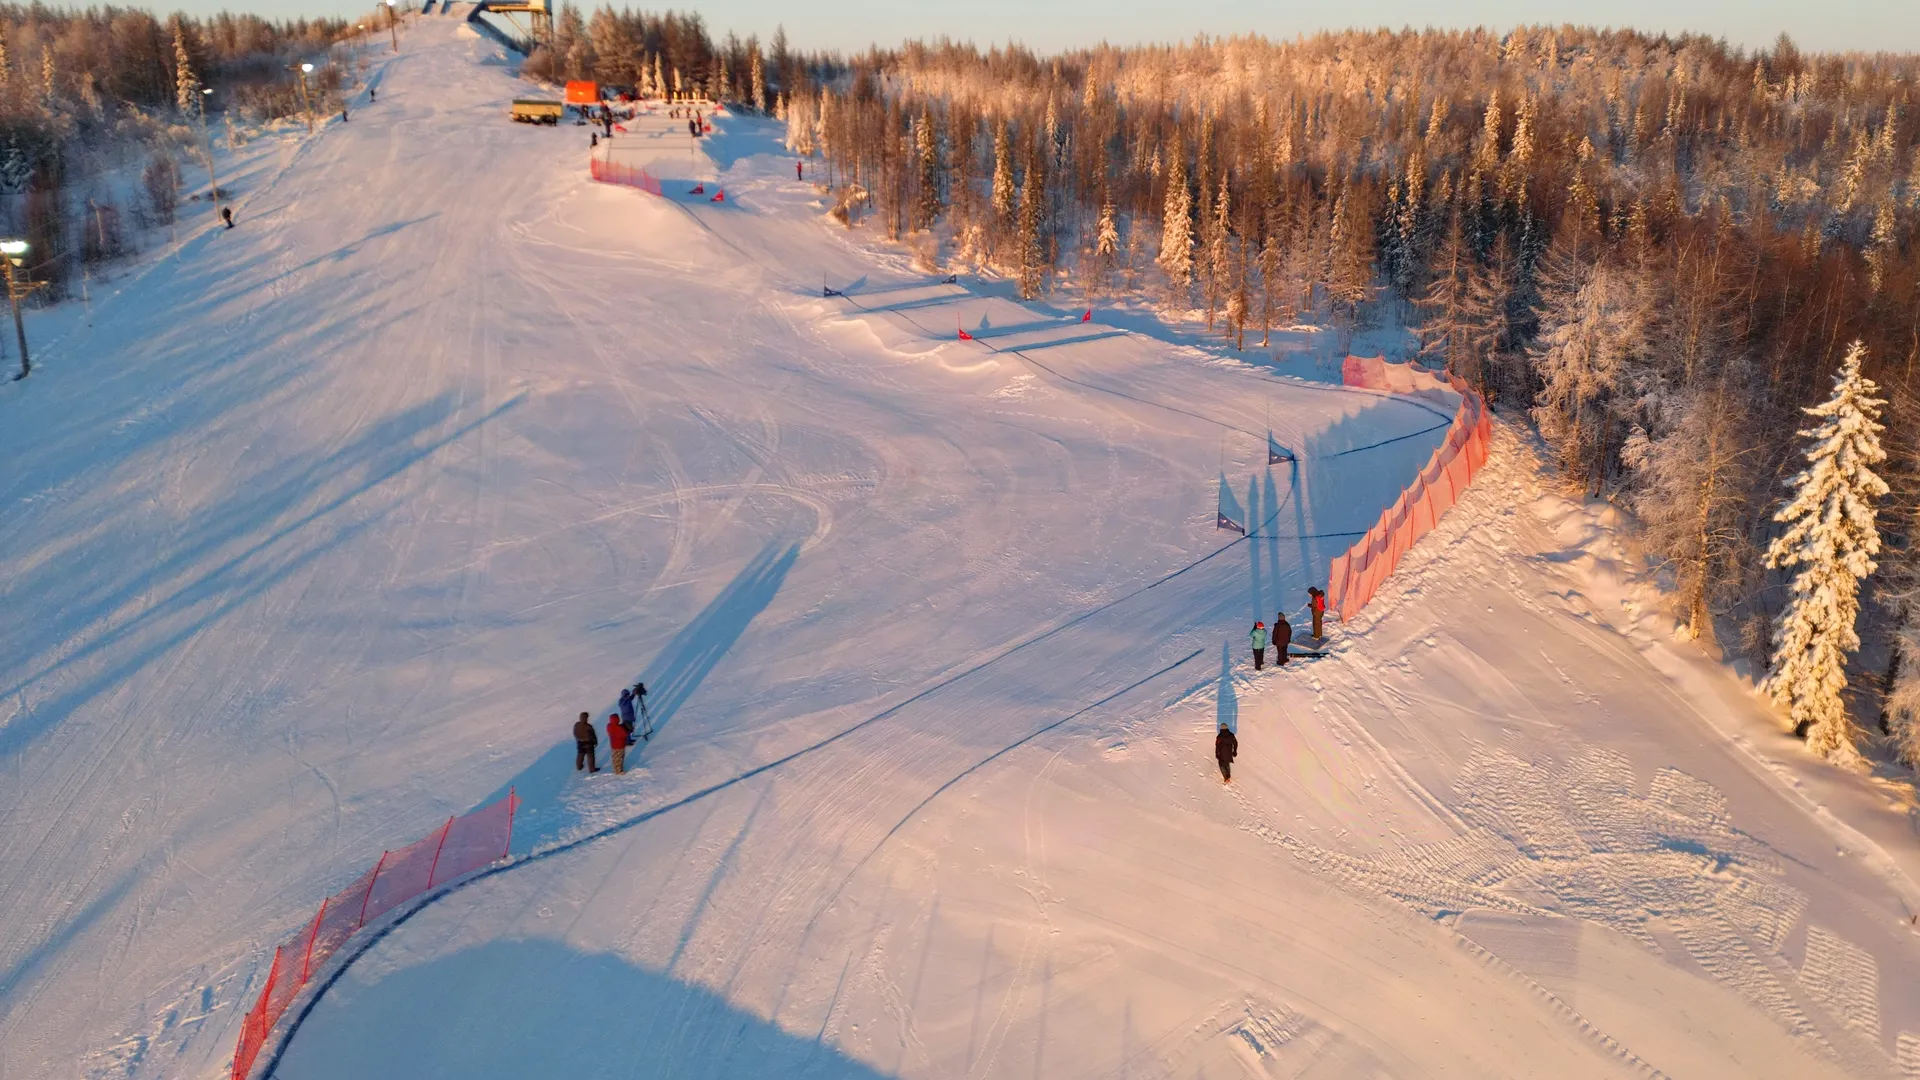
606, 713, 631, 774
1308, 586, 1327, 639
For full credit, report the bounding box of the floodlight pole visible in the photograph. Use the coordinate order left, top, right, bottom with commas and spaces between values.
387, 1, 399, 53
2, 245, 45, 381
198, 87, 221, 219
297, 63, 315, 133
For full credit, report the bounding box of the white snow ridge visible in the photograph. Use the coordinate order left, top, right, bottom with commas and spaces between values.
3, 18, 1920, 1080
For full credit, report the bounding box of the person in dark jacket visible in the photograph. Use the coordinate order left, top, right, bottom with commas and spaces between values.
606, 713, 630, 774
1308, 586, 1327, 639
1273, 613, 1293, 665
1250, 621, 1268, 670
618, 688, 637, 741
1215, 724, 1237, 782
573, 711, 599, 773
221, 207, 234, 229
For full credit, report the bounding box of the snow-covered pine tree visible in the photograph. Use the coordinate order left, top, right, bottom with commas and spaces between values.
1205, 171, 1230, 330
1765, 340, 1889, 768
1867, 201, 1895, 293
1090, 188, 1119, 293
991, 121, 1015, 235
1158, 147, 1193, 295
750, 51, 766, 115
173, 29, 197, 113
1528, 251, 1648, 491
914, 106, 941, 232
1017, 145, 1047, 299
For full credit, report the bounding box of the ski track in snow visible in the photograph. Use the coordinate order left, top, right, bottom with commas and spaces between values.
4, 18, 1920, 1080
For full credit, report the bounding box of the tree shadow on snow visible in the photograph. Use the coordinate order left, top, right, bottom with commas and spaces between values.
271, 937, 891, 1079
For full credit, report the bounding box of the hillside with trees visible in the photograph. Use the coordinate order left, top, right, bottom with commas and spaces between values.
0, 5, 352, 294
752, 26, 1919, 769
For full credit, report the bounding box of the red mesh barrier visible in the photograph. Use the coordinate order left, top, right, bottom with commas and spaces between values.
360, 821, 451, 926
230, 791, 517, 1079
1326, 357, 1491, 621
433, 794, 518, 889
588, 155, 664, 196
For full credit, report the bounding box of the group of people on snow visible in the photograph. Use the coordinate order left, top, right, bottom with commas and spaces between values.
1246, 586, 1325, 671
1218, 585, 1329, 783
573, 681, 651, 775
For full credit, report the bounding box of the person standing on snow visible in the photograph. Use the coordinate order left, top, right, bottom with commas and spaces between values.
1250, 621, 1268, 671
796, 160, 803, 181
221, 207, 234, 229
1272, 613, 1293, 665
618, 687, 637, 742
573, 711, 599, 773
606, 713, 630, 774
1308, 586, 1326, 640
1215, 724, 1238, 783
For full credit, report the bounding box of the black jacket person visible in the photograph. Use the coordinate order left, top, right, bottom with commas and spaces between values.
573, 712, 599, 773
1215, 725, 1237, 782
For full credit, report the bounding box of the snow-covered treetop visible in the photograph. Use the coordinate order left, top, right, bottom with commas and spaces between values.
1767, 340, 1888, 579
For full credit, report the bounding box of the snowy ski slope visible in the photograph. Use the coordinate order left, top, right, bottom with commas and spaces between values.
4, 19, 1920, 1080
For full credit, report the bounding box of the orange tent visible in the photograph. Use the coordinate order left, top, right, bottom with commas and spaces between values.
564, 81, 600, 105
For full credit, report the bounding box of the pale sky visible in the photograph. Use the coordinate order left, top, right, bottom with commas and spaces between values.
212, 0, 1919, 56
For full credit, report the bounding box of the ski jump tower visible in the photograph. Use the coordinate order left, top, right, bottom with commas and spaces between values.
469, 0, 549, 54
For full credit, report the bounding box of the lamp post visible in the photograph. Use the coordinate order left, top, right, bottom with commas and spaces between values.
2, 240, 46, 381
198, 86, 221, 220
297, 62, 315, 133
385, 0, 399, 53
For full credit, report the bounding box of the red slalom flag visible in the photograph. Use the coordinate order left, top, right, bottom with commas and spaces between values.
711, 189, 725, 202
1081, 309, 1092, 323
689, 183, 705, 194
958, 327, 974, 341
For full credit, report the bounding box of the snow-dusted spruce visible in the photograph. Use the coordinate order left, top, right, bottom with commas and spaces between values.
1765, 341, 1889, 768
1156, 148, 1192, 296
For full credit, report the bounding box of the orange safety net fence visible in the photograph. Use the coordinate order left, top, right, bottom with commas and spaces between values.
230, 792, 517, 1079
1326, 356, 1492, 622
588, 155, 664, 196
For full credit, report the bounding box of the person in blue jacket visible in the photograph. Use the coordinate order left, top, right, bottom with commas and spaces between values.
1250, 621, 1268, 670
618, 687, 638, 742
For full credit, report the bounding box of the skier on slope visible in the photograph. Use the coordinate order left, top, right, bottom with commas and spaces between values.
1272, 613, 1293, 665
1250, 621, 1268, 671
1307, 586, 1326, 640
221, 207, 234, 229
1215, 724, 1237, 783
573, 711, 600, 773
617, 687, 637, 740
606, 713, 630, 774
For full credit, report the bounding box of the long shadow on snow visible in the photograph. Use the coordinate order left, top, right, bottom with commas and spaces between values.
0, 394, 523, 760
270, 938, 888, 1080
479, 538, 800, 849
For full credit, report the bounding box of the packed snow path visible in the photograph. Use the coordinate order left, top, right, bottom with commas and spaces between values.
4, 21, 1920, 1080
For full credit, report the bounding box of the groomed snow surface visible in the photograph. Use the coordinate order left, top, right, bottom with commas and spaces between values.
5, 19, 1920, 1080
